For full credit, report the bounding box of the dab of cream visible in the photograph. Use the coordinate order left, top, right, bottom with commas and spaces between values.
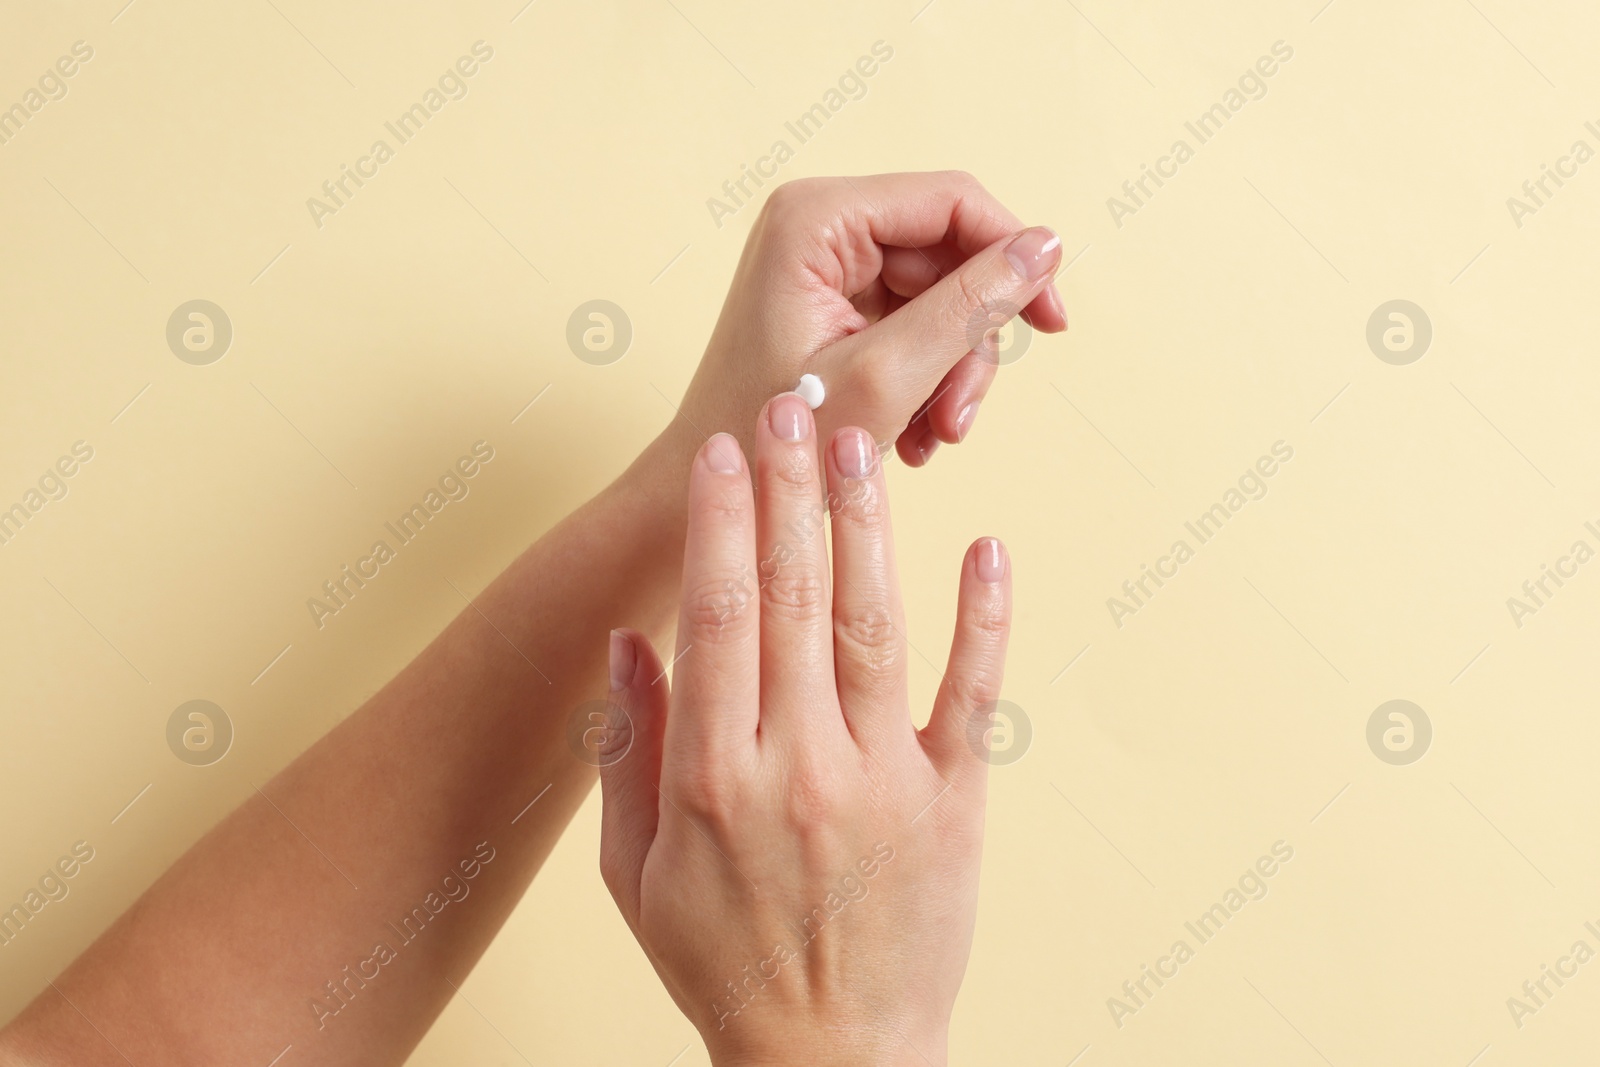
795, 373, 825, 410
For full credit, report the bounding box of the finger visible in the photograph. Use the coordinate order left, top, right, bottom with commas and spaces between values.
1040, 281, 1069, 330
824, 427, 909, 744
888, 238, 1049, 446
754, 392, 838, 735
819, 226, 1062, 437
895, 337, 1003, 458
922, 538, 1013, 778
848, 276, 901, 325
665, 433, 759, 770
883, 241, 1067, 334
598, 628, 668, 930
880, 243, 964, 299
919, 353, 994, 446
823, 172, 1068, 332
895, 418, 939, 468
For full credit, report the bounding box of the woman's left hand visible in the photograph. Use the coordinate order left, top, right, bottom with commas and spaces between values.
599, 392, 1012, 1066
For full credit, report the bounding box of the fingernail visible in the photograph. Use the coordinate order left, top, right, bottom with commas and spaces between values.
955, 401, 979, 442
976, 537, 1007, 583
703, 433, 743, 474
608, 629, 635, 692
1048, 284, 1068, 326
916, 428, 940, 465
834, 428, 876, 480
1005, 226, 1062, 283
767, 392, 811, 443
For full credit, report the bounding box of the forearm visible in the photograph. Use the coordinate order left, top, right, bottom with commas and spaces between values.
0, 427, 696, 1066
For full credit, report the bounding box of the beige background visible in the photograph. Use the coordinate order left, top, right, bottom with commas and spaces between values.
3, 0, 1598, 1063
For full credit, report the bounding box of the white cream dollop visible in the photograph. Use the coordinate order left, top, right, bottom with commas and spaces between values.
795, 373, 825, 410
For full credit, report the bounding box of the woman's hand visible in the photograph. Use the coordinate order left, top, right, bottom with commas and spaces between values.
600, 392, 1013, 1066
666, 171, 1065, 470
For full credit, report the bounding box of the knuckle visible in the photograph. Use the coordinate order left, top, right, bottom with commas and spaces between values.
595, 709, 633, 758
963, 594, 1012, 640
761, 569, 828, 621
946, 667, 1003, 715
760, 178, 824, 226
696, 481, 751, 522
782, 764, 843, 833
834, 602, 902, 673
931, 169, 981, 200
942, 170, 1002, 221
676, 769, 739, 829
829, 475, 884, 527
952, 267, 998, 319
681, 573, 758, 637
767, 447, 817, 491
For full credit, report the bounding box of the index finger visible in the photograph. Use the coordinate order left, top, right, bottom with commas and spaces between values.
831, 171, 1067, 333
664, 433, 760, 774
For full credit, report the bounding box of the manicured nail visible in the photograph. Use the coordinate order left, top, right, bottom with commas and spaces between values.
767, 392, 811, 443
955, 402, 979, 442
916, 428, 940, 466
704, 433, 743, 474
608, 629, 635, 692
834, 428, 876, 480
1047, 284, 1068, 327
1005, 226, 1062, 283
976, 538, 1007, 583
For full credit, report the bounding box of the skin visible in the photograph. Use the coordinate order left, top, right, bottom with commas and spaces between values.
601, 400, 1013, 1067
0, 172, 1060, 1066
680, 173, 1066, 468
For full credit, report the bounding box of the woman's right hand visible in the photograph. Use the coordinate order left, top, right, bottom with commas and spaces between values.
667, 171, 1065, 470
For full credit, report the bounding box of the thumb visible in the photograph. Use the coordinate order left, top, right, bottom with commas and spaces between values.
597, 628, 668, 930
815, 226, 1062, 442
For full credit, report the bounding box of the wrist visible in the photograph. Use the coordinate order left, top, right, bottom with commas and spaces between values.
629, 415, 701, 497
572, 419, 698, 631
707, 1025, 948, 1067
710, 1045, 947, 1067
612, 418, 697, 539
